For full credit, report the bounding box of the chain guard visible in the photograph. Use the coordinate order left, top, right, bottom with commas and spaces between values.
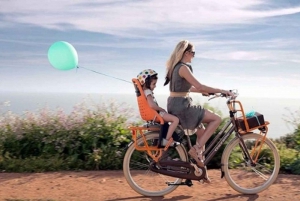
149, 160, 206, 181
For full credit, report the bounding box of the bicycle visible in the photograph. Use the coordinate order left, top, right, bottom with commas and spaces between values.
123, 78, 280, 197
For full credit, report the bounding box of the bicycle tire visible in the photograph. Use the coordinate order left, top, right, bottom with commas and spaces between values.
123, 132, 188, 196
222, 133, 280, 194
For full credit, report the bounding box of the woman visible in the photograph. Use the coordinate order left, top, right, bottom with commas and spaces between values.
164, 40, 234, 182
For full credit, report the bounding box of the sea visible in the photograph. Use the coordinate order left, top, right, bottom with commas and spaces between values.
1, 91, 299, 140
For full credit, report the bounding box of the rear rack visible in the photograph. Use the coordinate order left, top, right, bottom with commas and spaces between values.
128, 126, 164, 162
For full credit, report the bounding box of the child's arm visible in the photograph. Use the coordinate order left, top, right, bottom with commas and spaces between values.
146, 95, 166, 112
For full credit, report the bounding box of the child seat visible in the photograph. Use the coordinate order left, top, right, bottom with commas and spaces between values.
131, 78, 182, 150
132, 78, 164, 125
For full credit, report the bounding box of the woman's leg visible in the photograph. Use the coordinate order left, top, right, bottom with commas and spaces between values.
162, 113, 179, 140
188, 109, 221, 168
191, 110, 220, 184
196, 109, 221, 148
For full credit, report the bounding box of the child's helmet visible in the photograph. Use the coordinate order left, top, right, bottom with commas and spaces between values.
137, 69, 157, 85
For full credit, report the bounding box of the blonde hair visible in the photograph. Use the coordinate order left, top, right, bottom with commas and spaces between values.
165, 40, 192, 85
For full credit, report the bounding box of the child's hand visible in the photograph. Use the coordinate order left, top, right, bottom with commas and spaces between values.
160, 108, 167, 113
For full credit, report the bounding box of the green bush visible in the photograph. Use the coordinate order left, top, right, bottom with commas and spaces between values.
0, 101, 135, 172
1, 100, 300, 175
290, 159, 300, 174
274, 143, 297, 172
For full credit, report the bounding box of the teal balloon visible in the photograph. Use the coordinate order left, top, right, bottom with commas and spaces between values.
48, 41, 78, 70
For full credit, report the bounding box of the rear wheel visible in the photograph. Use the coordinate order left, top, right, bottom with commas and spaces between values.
222, 133, 280, 194
123, 132, 188, 196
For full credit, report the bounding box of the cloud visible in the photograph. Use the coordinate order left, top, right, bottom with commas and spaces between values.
1, 0, 300, 37
0, 39, 49, 46
1, 0, 299, 97
290, 59, 300, 64
199, 50, 270, 61
198, 49, 300, 62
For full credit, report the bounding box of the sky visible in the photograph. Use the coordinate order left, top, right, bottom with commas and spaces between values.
1, 0, 300, 98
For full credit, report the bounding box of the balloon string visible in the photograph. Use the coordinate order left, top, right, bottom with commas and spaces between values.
77, 66, 132, 84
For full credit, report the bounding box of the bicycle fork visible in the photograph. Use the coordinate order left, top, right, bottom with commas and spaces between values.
237, 135, 257, 167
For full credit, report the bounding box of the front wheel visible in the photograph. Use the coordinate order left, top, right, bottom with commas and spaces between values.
123, 132, 188, 197
222, 133, 280, 194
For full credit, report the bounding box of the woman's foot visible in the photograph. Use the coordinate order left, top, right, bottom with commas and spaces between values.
189, 144, 211, 183
203, 166, 211, 184
203, 177, 211, 183
188, 146, 204, 167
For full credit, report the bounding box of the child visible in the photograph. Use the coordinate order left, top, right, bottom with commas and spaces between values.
137, 69, 179, 146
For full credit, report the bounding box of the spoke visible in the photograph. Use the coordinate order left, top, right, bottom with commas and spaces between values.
157, 173, 173, 182
255, 163, 273, 174
251, 167, 269, 180
144, 168, 156, 176
130, 161, 151, 169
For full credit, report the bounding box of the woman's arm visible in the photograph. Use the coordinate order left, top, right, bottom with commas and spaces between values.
179, 65, 227, 94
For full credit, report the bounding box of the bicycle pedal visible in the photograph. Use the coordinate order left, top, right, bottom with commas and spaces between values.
166, 180, 193, 187
184, 179, 193, 187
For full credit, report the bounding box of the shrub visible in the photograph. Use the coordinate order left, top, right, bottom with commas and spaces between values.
290, 159, 300, 174
0, 100, 135, 172
2, 99, 300, 174
273, 142, 297, 173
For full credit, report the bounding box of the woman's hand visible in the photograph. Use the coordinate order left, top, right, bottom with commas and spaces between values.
222, 90, 235, 97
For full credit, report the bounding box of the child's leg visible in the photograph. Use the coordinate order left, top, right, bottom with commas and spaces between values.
162, 113, 179, 140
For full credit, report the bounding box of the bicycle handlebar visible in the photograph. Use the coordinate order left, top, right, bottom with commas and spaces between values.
207, 89, 238, 101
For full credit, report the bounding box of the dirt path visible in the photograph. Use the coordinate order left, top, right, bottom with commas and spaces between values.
0, 170, 299, 201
